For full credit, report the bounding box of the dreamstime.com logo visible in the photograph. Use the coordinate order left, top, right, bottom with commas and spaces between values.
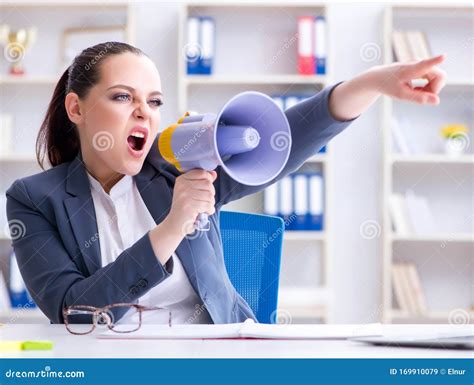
4, 366, 85, 380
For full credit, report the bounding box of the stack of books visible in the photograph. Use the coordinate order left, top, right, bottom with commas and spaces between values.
389, 190, 436, 236
392, 30, 431, 62
392, 262, 427, 315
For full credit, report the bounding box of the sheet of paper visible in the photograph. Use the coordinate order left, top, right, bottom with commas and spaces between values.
239, 322, 383, 340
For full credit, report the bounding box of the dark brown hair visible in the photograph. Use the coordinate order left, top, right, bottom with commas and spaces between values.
36, 41, 145, 169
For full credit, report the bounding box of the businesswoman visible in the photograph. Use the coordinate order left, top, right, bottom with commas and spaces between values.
6, 42, 446, 325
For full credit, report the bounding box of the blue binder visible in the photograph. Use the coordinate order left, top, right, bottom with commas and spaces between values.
293, 172, 308, 230
199, 16, 215, 75
314, 16, 326, 75
186, 16, 215, 75
307, 172, 324, 230
186, 17, 201, 75
278, 175, 295, 230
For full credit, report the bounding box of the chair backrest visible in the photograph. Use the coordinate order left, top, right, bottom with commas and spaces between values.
219, 211, 284, 324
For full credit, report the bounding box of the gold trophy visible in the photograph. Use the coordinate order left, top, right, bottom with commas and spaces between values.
0, 25, 37, 75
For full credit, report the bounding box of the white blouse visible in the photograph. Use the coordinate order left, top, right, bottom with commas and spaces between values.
86, 171, 212, 324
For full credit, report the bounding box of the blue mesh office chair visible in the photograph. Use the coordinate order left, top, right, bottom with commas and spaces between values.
219, 211, 284, 324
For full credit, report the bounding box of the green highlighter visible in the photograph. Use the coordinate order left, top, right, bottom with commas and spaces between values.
21, 341, 53, 350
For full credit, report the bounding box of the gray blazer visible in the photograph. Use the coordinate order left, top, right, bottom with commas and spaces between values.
6, 83, 356, 324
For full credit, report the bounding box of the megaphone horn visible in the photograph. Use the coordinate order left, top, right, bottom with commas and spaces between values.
159, 91, 291, 231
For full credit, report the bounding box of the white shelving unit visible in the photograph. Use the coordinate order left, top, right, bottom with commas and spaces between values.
381, 5, 474, 324
0, 0, 136, 324
178, 2, 334, 323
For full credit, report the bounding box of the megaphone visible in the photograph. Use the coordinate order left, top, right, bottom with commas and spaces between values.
159, 91, 291, 231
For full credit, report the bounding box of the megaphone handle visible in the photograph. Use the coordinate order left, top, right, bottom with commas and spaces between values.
194, 213, 211, 232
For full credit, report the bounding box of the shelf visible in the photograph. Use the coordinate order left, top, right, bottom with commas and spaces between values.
391, 233, 473, 243
392, 4, 474, 12
391, 154, 474, 165
390, 309, 474, 323
0, 155, 38, 162
184, 74, 328, 86
0, 308, 47, 323
187, 2, 327, 9
279, 287, 332, 306
275, 305, 328, 320
278, 287, 332, 320
0, 75, 60, 85
284, 231, 326, 241
306, 154, 327, 163
0, 0, 130, 8
444, 79, 474, 88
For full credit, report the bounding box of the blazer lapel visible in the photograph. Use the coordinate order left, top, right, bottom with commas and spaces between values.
64, 155, 102, 276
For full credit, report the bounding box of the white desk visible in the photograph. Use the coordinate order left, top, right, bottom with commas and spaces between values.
0, 324, 472, 358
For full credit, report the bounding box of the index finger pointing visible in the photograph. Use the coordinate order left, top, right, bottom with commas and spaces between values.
412, 54, 446, 74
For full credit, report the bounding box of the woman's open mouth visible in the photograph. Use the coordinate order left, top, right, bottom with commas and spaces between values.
127, 126, 148, 158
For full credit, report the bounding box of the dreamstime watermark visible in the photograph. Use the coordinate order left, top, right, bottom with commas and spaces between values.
182, 219, 206, 240
440, 214, 474, 249
462, 36, 474, 50
6, 300, 36, 325
3, 42, 25, 63
84, 214, 117, 249
185, 302, 211, 324
359, 42, 381, 63
263, 213, 296, 249
4, 219, 26, 241
448, 309, 471, 325
270, 131, 291, 152
446, 132, 470, 153
173, 123, 209, 162
84, 232, 99, 249
264, 33, 298, 71
270, 308, 292, 325
4, 366, 85, 380
359, 219, 381, 240
92, 131, 115, 152
84, 42, 113, 71
182, 42, 203, 64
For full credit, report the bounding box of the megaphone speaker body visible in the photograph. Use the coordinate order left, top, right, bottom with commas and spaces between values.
159, 91, 291, 230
